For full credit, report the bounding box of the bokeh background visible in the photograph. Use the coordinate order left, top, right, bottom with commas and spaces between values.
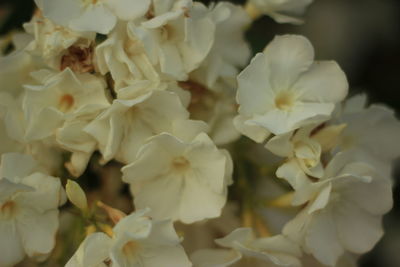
1, 0, 399, 266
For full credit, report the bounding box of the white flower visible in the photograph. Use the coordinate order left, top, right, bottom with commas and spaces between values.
235, 35, 348, 139
95, 22, 162, 92
84, 90, 204, 163
335, 100, 400, 179
283, 152, 393, 266
200, 228, 302, 267
248, 0, 313, 24
122, 132, 232, 224
66, 232, 110, 267
19, 68, 109, 175
56, 106, 105, 177
36, 0, 150, 34
266, 125, 323, 189
130, 0, 215, 81
191, 2, 251, 88
0, 91, 63, 175
0, 49, 38, 97
179, 80, 240, 146
24, 12, 95, 71
66, 209, 191, 267
23, 68, 109, 136
0, 153, 65, 266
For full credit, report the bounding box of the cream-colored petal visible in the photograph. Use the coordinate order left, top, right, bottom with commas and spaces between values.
16, 209, 59, 258
0, 220, 25, 267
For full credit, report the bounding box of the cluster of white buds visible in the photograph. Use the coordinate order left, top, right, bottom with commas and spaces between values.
0, 0, 399, 266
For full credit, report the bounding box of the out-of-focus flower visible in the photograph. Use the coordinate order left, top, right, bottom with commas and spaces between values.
284, 152, 393, 266
36, 0, 150, 34
191, 2, 251, 88
246, 0, 313, 24
191, 228, 302, 267
0, 90, 63, 176
179, 80, 240, 146
0, 153, 65, 266
335, 96, 400, 179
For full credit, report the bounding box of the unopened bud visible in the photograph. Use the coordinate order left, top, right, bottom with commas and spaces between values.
66, 179, 88, 211
97, 201, 126, 224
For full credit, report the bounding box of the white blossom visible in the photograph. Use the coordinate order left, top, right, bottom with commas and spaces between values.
84, 90, 204, 163
95, 22, 162, 92
283, 152, 393, 266
0, 153, 65, 266
131, 0, 215, 81
206, 228, 302, 267
23, 68, 109, 140
191, 2, 251, 88
56, 105, 105, 176
0, 48, 39, 97
266, 125, 323, 189
36, 0, 150, 34
335, 99, 400, 179
179, 81, 240, 146
0, 0, 398, 265
235, 35, 348, 139
248, 0, 313, 24
66, 232, 110, 267
24, 11, 95, 71
0, 90, 63, 175
66, 209, 191, 267
122, 132, 232, 224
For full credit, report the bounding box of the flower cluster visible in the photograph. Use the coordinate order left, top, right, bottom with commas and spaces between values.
0, 0, 398, 266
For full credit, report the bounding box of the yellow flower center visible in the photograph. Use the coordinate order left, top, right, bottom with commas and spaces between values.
275, 91, 295, 111
172, 156, 190, 172
303, 158, 317, 168
122, 241, 140, 259
1, 200, 17, 220
58, 94, 75, 112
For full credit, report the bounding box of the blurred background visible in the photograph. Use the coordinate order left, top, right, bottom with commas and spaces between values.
1, 0, 399, 266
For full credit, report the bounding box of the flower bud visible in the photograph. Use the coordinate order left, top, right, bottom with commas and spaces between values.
97, 201, 126, 224
66, 179, 88, 212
